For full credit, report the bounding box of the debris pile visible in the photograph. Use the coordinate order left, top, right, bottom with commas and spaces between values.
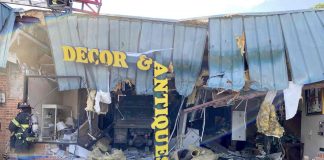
171, 146, 218, 160
88, 147, 126, 160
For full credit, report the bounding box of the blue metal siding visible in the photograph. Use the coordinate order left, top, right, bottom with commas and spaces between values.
209, 15, 289, 91
0, 4, 15, 68
280, 11, 324, 85
208, 17, 245, 91
46, 15, 207, 96
1, 0, 48, 7
173, 25, 207, 96
208, 10, 324, 91
46, 15, 86, 90
244, 15, 288, 90
46, 9, 324, 93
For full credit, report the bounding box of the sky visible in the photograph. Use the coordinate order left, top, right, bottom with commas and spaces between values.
98, 0, 324, 19
6, 0, 324, 19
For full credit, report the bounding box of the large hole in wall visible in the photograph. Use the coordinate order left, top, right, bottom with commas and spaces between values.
26, 77, 80, 143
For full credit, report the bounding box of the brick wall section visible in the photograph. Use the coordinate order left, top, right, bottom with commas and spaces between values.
0, 75, 20, 154
0, 75, 60, 159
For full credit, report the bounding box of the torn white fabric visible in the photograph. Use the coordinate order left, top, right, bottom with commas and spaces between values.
85, 90, 96, 112
264, 90, 277, 104
284, 81, 303, 120
94, 90, 112, 114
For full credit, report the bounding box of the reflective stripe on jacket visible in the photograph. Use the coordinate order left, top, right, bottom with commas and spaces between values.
11, 119, 29, 131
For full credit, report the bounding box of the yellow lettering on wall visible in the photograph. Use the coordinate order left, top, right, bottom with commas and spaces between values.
151, 115, 168, 130
154, 78, 168, 92
99, 50, 113, 65
112, 51, 128, 68
62, 45, 76, 61
155, 129, 168, 143
154, 95, 168, 107
154, 108, 168, 117
154, 61, 168, 77
88, 48, 99, 65
155, 144, 168, 157
75, 47, 89, 63
61, 45, 170, 159
153, 61, 169, 159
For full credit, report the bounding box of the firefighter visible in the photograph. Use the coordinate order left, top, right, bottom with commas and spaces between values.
8, 102, 36, 152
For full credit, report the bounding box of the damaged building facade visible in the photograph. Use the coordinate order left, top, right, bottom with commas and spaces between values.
0, 2, 324, 159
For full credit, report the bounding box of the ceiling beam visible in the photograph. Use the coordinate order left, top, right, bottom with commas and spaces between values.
183, 91, 266, 113
303, 81, 324, 90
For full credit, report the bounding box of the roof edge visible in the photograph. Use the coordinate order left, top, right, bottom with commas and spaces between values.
1, 2, 13, 10
181, 8, 324, 21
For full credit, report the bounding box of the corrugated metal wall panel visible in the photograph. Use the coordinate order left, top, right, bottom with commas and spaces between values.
1, 0, 48, 8
266, 15, 289, 89
96, 17, 111, 91
86, 17, 110, 91
208, 15, 288, 91
0, 5, 10, 28
188, 27, 207, 95
46, 15, 207, 96
0, 4, 15, 68
244, 15, 288, 90
280, 11, 324, 85
25, 9, 324, 94
109, 19, 122, 91
145, 23, 162, 94
119, 20, 132, 84
136, 21, 153, 95
126, 21, 141, 82
207, 17, 245, 91
208, 10, 324, 91
46, 16, 86, 90
173, 25, 207, 96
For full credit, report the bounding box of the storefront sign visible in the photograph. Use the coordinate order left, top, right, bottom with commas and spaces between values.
62, 46, 169, 159
62, 45, 128, 68
137, 56, 169, 159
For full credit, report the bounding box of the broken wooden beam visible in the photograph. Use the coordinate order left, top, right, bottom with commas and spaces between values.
183, 91, 266, 113
303, 81, 324, 90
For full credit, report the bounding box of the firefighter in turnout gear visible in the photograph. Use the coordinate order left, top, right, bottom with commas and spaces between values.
8, 102, 36, 152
